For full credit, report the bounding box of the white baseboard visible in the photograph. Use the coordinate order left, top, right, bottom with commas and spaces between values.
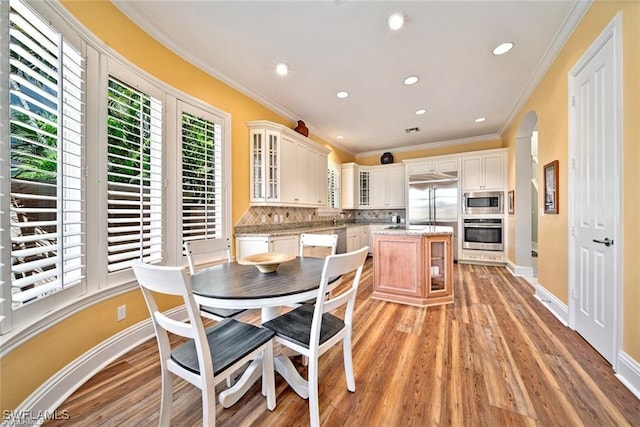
14, 306, 186, 426
533, 281, 569, 326
532, 282, 640, 401
506, 259, 534, 278
616, 352, 640, 400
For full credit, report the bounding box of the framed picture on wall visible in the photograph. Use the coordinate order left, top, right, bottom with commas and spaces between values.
508, 190, 515, 214
543, 160, 559, 214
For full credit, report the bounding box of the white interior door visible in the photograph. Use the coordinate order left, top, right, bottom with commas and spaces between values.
569, 17, 621, 365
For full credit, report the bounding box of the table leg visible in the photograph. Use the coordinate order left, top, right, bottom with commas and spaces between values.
219, 306, 311, 407
219, 356, 263, 408
274, 355, 309, 399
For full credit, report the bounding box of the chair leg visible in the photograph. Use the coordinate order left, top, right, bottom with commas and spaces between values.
308, 357, 320, 427
262, 342, 276, 411
158, 368, 173, 427
202, 375, 217, 426
343, 332, 355, 392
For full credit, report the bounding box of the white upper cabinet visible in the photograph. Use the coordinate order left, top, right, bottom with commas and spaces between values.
460, 150, 506, 191
249, 127, 281, 203
370, 164, 405, 208
248, 121, 329, 207
341, 163, 405, 209
405, 156, 458, 177
341, 163, 358, 209
358, 169, 371, 208
308, 148, 328, 206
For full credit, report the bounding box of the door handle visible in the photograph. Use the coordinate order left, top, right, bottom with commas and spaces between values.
592, 237, 613, 247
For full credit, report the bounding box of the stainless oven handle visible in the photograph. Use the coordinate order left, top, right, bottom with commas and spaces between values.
463, 224, 502, 228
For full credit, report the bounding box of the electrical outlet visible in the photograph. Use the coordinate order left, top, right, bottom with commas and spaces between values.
117, 304, 126, 321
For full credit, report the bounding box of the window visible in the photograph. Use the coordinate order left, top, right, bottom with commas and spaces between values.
6, 0, 85, 308
0, 0, 231, 335
106, 75, 163, 272
180, 104, 224, 242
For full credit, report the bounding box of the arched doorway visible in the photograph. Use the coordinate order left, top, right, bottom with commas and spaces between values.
509, 111, 537, 278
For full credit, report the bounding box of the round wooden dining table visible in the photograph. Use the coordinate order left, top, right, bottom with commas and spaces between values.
190, 256, 327, 407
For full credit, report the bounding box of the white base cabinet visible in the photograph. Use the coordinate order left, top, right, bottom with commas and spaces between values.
236, 235, 299, 260
347, 225, 369, 252
368, 224, 391, 254
459, 249, 504, 264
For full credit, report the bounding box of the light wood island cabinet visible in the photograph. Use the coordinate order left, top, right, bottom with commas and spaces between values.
372, 226, 453, 307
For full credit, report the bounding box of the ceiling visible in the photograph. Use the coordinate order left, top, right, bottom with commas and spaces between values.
112, 1, 588, 156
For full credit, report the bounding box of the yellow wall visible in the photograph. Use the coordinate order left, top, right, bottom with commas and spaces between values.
356, 138, 503, 165
3, 0, 639, 413
0, 0, 352, 411
503, 1, 640, 359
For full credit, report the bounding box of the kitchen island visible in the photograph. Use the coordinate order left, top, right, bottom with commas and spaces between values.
372, 225, 454, 307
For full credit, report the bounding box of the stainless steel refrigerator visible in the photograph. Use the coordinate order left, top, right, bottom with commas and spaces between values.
407, 171, 459, 260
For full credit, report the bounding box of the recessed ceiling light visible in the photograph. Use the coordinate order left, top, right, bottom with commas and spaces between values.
336, 135, 344, 140
415, 109, 427, 115
492, 42, 514, 55
275, 62, 288, 76
404, 76, 419, 85
336, 91, 349, 99
388, 12, 405, 30
475, 117, 487, 123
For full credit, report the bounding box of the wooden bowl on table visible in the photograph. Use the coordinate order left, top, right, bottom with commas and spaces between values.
237, 252, 296, 273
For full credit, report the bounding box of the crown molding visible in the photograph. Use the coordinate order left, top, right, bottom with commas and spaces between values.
354, 133, 501, 159
498, 0, 593, 136
111, 1, 354, 156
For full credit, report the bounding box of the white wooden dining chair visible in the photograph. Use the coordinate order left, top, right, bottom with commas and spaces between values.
132, 262, 276, 427
184, 238, 246, 322
294, 233, 341, 312
262, 246, 369, 427
299, 233, 338, 258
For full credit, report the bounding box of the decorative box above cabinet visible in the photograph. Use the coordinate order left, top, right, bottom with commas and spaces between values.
248, 121, 330, 207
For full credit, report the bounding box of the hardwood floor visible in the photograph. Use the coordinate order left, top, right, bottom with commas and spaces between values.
45, 260, 640, 426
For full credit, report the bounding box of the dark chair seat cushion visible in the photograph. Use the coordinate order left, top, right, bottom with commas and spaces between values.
200, 305, 246, 319
171, 319, 274, 376
262, 304, 344, 349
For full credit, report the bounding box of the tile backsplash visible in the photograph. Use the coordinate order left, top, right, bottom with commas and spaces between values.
234, 206, 406, 234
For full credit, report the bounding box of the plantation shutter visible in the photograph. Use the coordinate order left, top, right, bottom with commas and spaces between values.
106, 76, 163, 272
8, 0, 85, 305
181, 107, 223, 241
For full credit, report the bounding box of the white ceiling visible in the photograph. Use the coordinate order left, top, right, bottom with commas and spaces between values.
112, 0, 588, 156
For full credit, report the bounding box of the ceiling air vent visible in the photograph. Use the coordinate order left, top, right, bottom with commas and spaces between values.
405, 127, 420, 134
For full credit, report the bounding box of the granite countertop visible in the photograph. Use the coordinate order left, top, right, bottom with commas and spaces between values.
234, 222, 375, 237
234, 223, 452, 237
372, 225, 454, 236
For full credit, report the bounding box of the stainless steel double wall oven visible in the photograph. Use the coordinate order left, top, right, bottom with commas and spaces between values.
461, 191, 504, 251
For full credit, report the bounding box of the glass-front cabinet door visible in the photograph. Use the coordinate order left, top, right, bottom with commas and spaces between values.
265, 130, 279, 202
359, 170, 370, 207
425, 235, 453, 304
250, 130, 264, 201
250, 129, 280, 203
